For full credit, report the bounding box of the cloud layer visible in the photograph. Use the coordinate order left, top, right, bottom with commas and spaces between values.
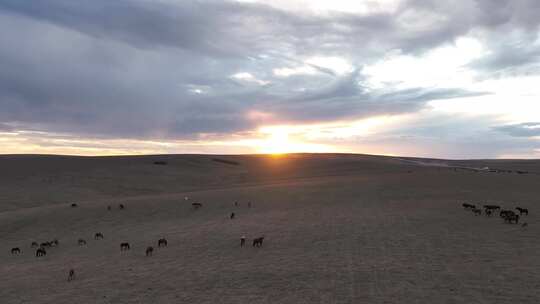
0, 0, 539, 157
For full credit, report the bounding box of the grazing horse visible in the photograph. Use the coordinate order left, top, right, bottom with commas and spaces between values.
504, 214, 520, 224
158, 238, 167, 247
36, 248, 46, 257
472, 208, 482, 216
68, 269, 75, 281
483, 205, 500, 212
71, 203, 78, 208
78, 239, 87, 246
119, 204, 125, 210
40, 241, 52, 248
192, 202, 202, 209
51, 239, 59, 247
462, 203, 474, 209
31, 241, 38, 248
94, 233, 104, 240
11, 247, 21, 255
252, 237, 264, 247
146, 246, 154, 256
516, 207, 529, 216
120, 242, 130, 251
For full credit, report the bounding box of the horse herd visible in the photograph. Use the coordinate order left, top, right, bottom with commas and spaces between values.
462, 203, 529, 226
9, 199, 265, 281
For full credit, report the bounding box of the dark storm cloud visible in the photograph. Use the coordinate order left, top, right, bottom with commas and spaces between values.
494, 122, 540, 137
0, 0, 538, 141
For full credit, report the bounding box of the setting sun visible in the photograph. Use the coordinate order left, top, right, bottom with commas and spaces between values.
256, 126, 334, 154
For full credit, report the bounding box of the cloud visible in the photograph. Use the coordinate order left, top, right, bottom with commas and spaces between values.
0, 0, 539, 158
493, 122, 540, 137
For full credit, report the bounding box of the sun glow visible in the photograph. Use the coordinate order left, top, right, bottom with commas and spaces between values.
255, 126, 335, 154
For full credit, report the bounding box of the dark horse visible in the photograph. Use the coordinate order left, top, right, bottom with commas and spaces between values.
94, 232, 104, 240
120, 242, 130, 251
119, 204, 125, 210
68, 269, 75, 281
146, 246, 154, 256
462, 203, 474, 209
158, 238, 168, 247
71, 203, 78, 208
192, 202, 202, 209
36, 248, 46, 257
11, 247, 21, 255
252, 237, 264, 247
31, 241, 38, 248
500, 210, 515, 218
516, 207, 529, 216
504, 214, 520, 224
472, 208, 481, 216
78, 239, 87, 246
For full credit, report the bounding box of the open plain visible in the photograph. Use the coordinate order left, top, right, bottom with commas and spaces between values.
1, 154, 539, 303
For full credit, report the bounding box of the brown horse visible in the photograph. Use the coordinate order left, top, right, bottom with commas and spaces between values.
146, 246, 153, 256
516, 207, 529, 216
192, 202, 202, 209
158, 238, 167, 247
68, 269, 75, 281
94, 232, 104, 240
252, 237, 264, 247
11, 247, 21, 255
120, 242, 130, 251
36, 248, 46, 257
78, 239, 87, 246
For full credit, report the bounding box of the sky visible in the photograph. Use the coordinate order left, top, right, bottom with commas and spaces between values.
0, 0, 539, 159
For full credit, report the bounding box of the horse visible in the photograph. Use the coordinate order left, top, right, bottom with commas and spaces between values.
472, 208, 482, 216
36, 248, 46, 257
252, 237, 264, 247
71, 203, 78, 208
230, 212, 235, 219
31, 241, 38, 248
240, 236, 246, 247
483, 204, 500, 211
119, 204, 125, 210
94, 233, 104, 240
462, 203, 474, 209
40, 241, 52, 248
50, 239, 59, 247
158, 238, 167, 247
484, 209, 493, 216
500, 210, 515, 218
516, 207, 529, 216
78, 239, 87, 246
120, 242, 130, 251
107, 205, 111, 211
67, 269, 75, 281
504, 214, 520, 224
146, 246, 153, 256
192, 202, 202, 209
11, 247, 21, 255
